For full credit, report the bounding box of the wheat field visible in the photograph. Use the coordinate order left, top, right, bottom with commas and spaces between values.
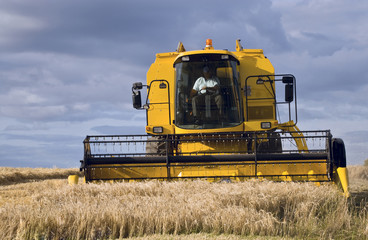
0, 166, 367, 239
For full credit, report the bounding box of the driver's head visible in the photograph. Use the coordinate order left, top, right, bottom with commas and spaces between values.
203, 66, 212, 79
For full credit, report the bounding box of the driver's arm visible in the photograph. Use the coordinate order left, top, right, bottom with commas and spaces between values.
190, 78, 201, 98
189, 89, 197, 98
204, 84, 219, 91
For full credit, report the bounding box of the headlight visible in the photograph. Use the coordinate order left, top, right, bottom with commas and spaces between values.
153, 127, 164, 133
261, 122, 271, 129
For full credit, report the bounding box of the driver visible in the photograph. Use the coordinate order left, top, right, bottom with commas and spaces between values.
190, 66, 223, 122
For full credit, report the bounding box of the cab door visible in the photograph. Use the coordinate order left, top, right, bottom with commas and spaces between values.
146, 80, 171, 134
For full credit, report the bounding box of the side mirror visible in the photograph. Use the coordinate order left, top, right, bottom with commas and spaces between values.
282, 76, 294, 103
285, 84, 293, 102
133, 82, 143, 90
282, 76, 293, 84
132, 91, 142, 109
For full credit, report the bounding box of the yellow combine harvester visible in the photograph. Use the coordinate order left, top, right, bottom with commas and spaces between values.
80, 39, 349, 195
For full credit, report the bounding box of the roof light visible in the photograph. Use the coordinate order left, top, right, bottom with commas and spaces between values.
206, 39, 213, 48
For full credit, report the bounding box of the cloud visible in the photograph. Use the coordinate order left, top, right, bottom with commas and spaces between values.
0, 0, 367, 167
0, 9, 45, 46
0, 105, 67, 121
0, 51, 146, 122
273, 0, 368, 55
1, 89, 45, 105
1, 0, 289, 60
91, 126, 145, 135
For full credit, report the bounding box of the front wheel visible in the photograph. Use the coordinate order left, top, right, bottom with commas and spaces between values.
331, 138, 347, 168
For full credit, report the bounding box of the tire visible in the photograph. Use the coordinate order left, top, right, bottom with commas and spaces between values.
331, 138, 347, 168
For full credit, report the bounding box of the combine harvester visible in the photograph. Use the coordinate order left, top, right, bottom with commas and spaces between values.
80, 39, 349, 196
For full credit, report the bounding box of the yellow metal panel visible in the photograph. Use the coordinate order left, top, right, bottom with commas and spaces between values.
148, 81, 169, 103
337, 167, 349, 197
256, 161, 329, 181
87, 163, 168, 180
86, 159, 329, 183
174, 124, 244, 134
146, 52, 177, 133
68, 175, 79, 185
177, 138, 249, 155
147, 104, 170, 125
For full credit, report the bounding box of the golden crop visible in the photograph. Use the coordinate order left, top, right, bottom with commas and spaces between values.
0, 166, 367, 239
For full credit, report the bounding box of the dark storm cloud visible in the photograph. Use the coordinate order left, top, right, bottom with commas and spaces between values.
1, 0, 289, 61
1, 1, 177, 64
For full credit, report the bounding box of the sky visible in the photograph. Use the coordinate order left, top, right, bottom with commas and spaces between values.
0, 0, 367, 168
